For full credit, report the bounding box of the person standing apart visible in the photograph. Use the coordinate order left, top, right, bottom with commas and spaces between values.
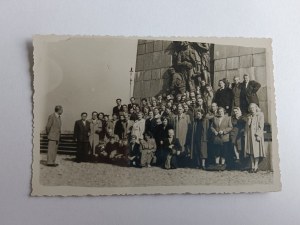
45, 105, 63, 167
74, 112, 91, 163
244, 103, 265, 173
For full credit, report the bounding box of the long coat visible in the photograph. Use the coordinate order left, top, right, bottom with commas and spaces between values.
73, 120, 91, 142
174, 113, 192, 149
231, 82, 242, 108
46, 113, 62, 141
240, 80, 261, 112
191, 118, 209, 159
210, 115, 233, 143
244, 112, 265, 158
213, 88, 232, 112
88, 119, 101, 154
230, 115, 246, 151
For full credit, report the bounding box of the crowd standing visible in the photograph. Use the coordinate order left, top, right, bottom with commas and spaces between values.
46, 70, 265, 173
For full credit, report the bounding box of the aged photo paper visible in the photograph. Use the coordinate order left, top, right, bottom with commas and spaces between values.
32, 35, 281, 196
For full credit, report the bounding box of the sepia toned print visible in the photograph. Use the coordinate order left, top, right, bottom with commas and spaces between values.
32, 35, 281, 196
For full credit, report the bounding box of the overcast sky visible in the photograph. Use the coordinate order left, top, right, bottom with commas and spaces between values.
37, 37, 138, 131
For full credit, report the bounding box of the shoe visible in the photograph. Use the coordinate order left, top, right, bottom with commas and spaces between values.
220, 164, 226, 171
46, 163, 58, 167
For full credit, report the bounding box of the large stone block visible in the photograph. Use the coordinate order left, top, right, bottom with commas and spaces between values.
214, 59, 226, 71
137, 44, 145, 55
138, 40, 146, 44
214, 45, 227, 59
238, 46, 253, 56
151, 69, 161, 80
238, 67, 255, 80
254, 66, 267, 87
133, 81, 141, 98
143, 70, 152, 80
144, 80, 152, 97
259, 100, 269, 123
162, 54, 172, 68
257, 86, 268, 101
240, 55, 253, 68
227, 69, 239, 82
135, 55, 144, 71
154, 41, 163, 52
152, 51, 163, 69
253, 48, 265, 54
225, 45, 239, 57
145, 42, 154, 53
253, 53, 266, 67
151, 79, 162, 96
134, 71, 144, 82
144, 53, 153, 70
213, 71, 227, 90
226, 57, 239, 70
163, 41, 172, 50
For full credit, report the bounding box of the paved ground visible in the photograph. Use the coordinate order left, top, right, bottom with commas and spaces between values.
39, 154, 273, 187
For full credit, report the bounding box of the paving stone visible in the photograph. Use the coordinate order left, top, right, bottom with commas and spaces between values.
154, 40, 163, 52
214, 58, 226, 71
226, 57, 239, 70
253, 53, 266, 67
240, 55, 253, 68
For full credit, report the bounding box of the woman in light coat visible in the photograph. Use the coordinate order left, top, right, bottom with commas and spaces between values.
244, 103, 265, 173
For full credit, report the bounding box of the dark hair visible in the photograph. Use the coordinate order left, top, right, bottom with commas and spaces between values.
54, 105, 63, 112
161, 116, 168, 123
116, 98, 122, 102
104, 114, 109, 118
92, 111, 98, 116
141, 98, 147, 102
98, 112, 104, 119
81, 112, 87, 116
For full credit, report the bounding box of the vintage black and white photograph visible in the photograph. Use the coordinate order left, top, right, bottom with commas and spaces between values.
32, 35, 280, 195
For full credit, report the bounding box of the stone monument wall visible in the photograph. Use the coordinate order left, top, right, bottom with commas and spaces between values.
133, 40, 173, 102
213, 45, 269, 123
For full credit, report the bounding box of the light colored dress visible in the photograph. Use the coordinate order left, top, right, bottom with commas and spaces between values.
131, 119, 145, 142
244, 112, 265, 158
88, 119, 102, 154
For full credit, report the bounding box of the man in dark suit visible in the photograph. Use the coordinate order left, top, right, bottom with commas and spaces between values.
128, 135, 142, 167
213, 80, 232, 115
240, 74, 261, 114
231, 76, 242, 111
45, 105, 63, 166
73, 112, 91, 162
128, 97, 139, 112
112, 98, 124, 117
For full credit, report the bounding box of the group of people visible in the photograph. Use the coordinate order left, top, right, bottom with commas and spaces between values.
45, 72, 266, 173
